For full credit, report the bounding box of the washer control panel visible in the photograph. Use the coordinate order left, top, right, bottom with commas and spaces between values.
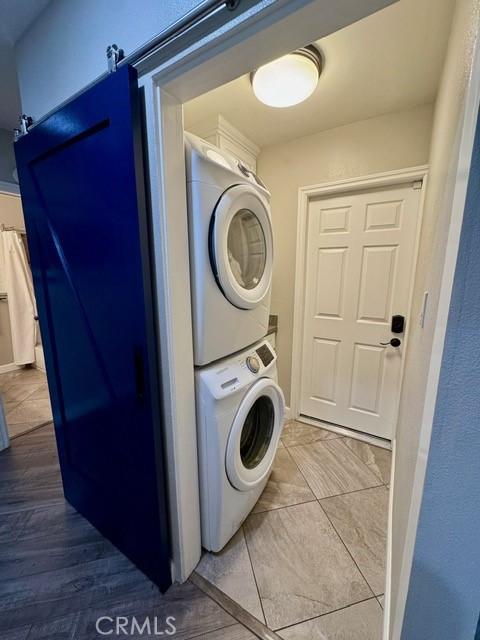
199, 340, 277, 399
246, 355, 260, 373
255, 342, 275, 367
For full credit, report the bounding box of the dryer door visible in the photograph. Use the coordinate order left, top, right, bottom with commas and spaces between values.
211, 184, 273, 310
226, 377, 285, 491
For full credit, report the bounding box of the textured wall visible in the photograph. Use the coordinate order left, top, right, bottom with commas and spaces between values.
390, 0, 480, 632
257, 104, 433, 404
0, 129, 16, 184
14, 0, 395, 123
14, 0, 201, 120
14, 0, 307, 121
401, 93, 480, 640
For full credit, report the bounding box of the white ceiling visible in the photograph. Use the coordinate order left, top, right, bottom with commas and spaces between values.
184, 0, 455, 148
0, 0, 50, 129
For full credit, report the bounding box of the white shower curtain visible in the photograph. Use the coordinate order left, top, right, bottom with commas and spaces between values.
0, 230, 37, 365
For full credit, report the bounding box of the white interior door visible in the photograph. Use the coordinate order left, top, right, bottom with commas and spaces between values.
299, 182, 422, 439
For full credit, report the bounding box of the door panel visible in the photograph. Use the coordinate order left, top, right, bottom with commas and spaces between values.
300, 183, 421, 439
357, 245, 397, 323
14, 65, 171, 590
315, 248, 347, 318
319, 206, 350, 233
350, 343, 385, 414
311, 338, 339, 404
365, 199, 402, 230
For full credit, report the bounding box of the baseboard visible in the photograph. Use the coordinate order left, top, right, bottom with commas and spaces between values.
0, 180, 20, 195
284, 405, 292, 421
383, 437, 396, 639
298, 414, 392, 450
0, 363, 22, 375
191, 571, 283, 640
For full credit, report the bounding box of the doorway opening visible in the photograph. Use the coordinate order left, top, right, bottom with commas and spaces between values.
147, 0, 457, 636
290, 168, 427, 443
0, 188, 53, 440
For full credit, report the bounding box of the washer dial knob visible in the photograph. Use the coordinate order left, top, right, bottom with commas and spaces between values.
246, 355, 260, 374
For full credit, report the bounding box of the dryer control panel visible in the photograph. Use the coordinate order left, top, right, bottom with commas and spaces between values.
255, 343, 274, 367
198, 339, 277, 400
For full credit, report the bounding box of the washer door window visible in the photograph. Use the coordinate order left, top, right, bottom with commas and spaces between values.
226, 378, 285, 491
211, 184, 273, 310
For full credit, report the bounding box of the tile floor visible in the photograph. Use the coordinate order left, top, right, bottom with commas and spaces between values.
0, 368, 52, 438
197, 420, 391, 638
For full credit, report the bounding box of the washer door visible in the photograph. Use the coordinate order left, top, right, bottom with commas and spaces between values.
211, 184, 273, 310
226, 378, 285, 491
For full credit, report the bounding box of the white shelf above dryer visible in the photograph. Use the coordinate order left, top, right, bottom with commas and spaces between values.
186, 114, 260, 172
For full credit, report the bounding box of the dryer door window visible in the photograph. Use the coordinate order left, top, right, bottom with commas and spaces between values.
240, 395, 274, 469
227, 208, 266, 291
211, 184, 273, 310
226, 378, 285, 491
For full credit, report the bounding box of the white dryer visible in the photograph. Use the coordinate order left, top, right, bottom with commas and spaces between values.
185, 133, 273, 366
195, 339, 285, 552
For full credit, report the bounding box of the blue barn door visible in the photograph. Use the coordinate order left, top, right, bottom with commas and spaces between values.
14, 65, 171, 591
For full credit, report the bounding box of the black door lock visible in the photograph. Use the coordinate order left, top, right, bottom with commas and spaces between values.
391, 315, 405, 333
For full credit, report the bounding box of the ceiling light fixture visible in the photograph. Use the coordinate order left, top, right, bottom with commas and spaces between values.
250, 45, 323, 108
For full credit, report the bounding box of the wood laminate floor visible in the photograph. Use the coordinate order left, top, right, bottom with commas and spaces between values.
0, 368, 52, 439
0, 423, 259, 640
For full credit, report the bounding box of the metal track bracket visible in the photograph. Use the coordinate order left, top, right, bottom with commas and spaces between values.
106, 44, 125, 72
14, 114, 33, 140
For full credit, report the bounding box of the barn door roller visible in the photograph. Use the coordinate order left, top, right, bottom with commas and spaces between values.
107, 44, 125, 73
105, 0, 244, 74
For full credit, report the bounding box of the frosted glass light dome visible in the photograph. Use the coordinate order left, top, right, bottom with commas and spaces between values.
251, 47, 321, 108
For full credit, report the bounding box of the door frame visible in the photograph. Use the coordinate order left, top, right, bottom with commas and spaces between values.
134, 0, 480, 635
290, 165, 429, 431
136, 0, 394, 582
0, 186, 24, 374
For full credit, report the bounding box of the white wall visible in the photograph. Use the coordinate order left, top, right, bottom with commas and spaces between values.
257, 104, 434, 404
0, 129, 16, 184
401, 117, 480, 638
14, 0, 202, 121
390, 0, 480, 634
15, 0, 313, 122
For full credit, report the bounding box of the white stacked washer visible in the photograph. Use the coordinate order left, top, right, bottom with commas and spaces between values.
195, 338, 285, 552
185, 134, 284, 551
185, 132, 273, 366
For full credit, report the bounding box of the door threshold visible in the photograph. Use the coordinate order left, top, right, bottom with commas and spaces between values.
297, 415, 392, 451
190, 571, 283, 640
